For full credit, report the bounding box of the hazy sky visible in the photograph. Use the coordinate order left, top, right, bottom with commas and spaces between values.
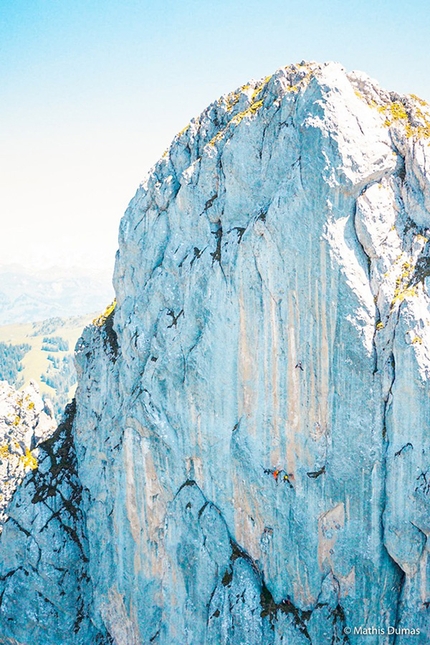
2, 0, 430, 274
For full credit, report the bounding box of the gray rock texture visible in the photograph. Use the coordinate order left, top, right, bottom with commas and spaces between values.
2, 61, 430, 644
0, 399, 111, 644
0, 380, 55, 526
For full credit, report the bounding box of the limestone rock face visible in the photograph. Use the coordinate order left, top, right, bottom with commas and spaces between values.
2, 61, 430, 644
0, 399, 111, 645
0, 380, 56, 526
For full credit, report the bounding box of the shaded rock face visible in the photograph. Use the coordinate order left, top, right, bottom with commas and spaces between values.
2, 61, 430, 644
0, 400, 111, 644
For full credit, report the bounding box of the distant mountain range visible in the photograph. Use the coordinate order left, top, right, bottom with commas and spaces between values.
0, 264, 114, 325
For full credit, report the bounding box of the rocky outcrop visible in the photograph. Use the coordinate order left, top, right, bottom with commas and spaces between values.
0, 398, 111, 645
0, 380, 55, 526
2, 61, 430, 644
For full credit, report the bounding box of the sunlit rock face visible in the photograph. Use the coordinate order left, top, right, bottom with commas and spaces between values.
2, 61, 430, 644
0, 380, 56, 526
74, 61, 430, 644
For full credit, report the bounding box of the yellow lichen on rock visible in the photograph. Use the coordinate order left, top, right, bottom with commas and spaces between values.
231, 99, 264, 127
411, 335, 423, 345
409, 93, 428, 107
208, 97, 265, 147
225, 91, 240, 112
250, 75, 272, 102
176, 124, 190, 139
21, 447, 38, 471
375, 96, 430, 140
93, 299, 117, 328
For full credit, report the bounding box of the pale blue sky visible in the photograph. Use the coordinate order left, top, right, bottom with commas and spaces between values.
1, 0, 429, 272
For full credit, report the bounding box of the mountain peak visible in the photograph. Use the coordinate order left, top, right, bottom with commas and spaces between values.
1, 62, 430, 644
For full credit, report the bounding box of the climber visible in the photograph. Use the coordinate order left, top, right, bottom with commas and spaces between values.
263, 467, 294, 487
282, 473, 294, 488
263, 467, 279, 480
295, 361, 303, 371
263, 467, 280, 482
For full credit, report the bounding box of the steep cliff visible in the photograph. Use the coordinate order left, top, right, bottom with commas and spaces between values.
2, 61, 430, 644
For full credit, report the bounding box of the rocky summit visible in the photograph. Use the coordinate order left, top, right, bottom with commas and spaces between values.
1, 61, 430, 644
